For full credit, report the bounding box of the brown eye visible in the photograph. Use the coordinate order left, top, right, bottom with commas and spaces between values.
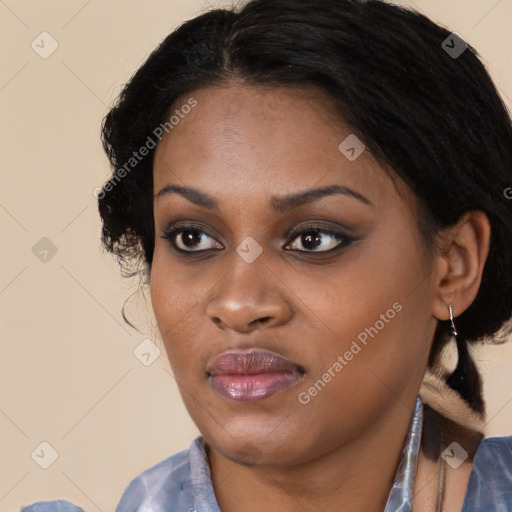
160, 223, 354, 255
286, 226, 352, 253
160, 225, 223, 252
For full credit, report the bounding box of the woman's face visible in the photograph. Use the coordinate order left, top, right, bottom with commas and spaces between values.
150, 83, 439, 466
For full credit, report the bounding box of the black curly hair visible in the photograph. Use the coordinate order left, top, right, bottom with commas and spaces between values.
98, 0, 512, 415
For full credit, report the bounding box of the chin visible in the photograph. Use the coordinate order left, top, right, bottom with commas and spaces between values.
209, 427, 310, 468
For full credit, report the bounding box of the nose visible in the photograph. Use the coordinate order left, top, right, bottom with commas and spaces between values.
205, 256, 293, 333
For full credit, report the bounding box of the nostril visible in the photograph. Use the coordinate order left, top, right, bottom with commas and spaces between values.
253, 316, 272, 326
212, 317, 223, 328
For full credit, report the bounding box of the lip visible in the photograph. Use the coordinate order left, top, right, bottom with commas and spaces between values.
207, 350, 304, 402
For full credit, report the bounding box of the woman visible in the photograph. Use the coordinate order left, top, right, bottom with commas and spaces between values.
24, 0, 512, 510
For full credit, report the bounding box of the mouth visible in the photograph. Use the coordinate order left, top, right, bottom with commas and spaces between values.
206, 350, 305, 402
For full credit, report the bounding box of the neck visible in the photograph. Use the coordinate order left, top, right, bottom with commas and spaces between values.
208, 396, 419, 512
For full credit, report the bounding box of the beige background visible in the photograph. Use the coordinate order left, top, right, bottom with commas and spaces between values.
1, 0, 511, 510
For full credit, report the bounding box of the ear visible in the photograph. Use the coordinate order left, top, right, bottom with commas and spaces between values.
431, 211, 491, 321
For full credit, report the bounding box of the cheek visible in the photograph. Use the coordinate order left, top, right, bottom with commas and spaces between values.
309, 229, 430, 380
149, 248, 214, 373
150, 250, 190, 357
150, 253, 178, 333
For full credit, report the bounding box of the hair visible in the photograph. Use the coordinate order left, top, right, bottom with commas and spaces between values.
98, 0, 512, 415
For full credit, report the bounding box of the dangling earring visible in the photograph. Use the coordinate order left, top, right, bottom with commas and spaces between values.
449, 304, 457, 337
445, 303, 485, 414
447, 304, 465, 386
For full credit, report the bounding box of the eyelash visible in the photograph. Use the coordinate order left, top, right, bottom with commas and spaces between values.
159, 223, 355, 255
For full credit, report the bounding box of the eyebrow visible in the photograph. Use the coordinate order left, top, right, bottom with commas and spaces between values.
154, 184, 373, 212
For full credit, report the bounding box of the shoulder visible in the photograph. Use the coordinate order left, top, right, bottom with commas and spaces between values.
20, 438, 213, 512
21, 500, 84, 512
115, 437, 205, 512
462, 435, 512, 512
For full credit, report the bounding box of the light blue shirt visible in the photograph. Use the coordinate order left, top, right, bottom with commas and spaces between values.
22, 397, 512, 512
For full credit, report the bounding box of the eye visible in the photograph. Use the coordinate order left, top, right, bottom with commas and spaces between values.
160, 225, 223, 253
285, 225, 351, 253
160, 223, 354, 255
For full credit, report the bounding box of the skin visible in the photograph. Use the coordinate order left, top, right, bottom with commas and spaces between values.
150, 82, 490, 511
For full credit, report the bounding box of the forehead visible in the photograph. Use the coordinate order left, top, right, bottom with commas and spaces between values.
152, 83, 403, 210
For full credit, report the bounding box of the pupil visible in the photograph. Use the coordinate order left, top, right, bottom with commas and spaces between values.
183, 229, 201, 247
303, 231, 321, 249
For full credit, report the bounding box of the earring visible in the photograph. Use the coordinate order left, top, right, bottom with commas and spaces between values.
449, 304, 457, 337
445, 303, 485, 414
